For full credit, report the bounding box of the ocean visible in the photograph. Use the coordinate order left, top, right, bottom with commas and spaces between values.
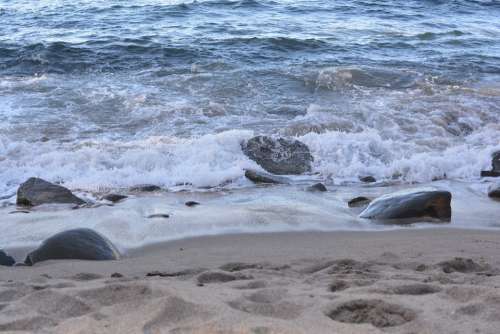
1, 0, 500, 248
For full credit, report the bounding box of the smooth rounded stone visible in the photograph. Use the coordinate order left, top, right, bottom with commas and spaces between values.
306, 183, 327, 192
359, 176, 376, 183
359, 188, 452, 222
16, 177, 85, 207
129, 184, 161, 192
244, 169, 289, 184
102, 194, 128, 203
488, 183, 500, 198
185, 201, 200, 207
241, 136, 313, 175
348, 196, 371, 208
0, 250, 15, 267
24, 228, 120, 265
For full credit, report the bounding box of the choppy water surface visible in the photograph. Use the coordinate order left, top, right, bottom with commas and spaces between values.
1, 0, 500, 194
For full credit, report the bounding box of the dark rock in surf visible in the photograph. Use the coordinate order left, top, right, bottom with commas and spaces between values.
348, 196, 371, 208
481, 151, 500, 177
147, 214, 170, 219
306, 183, 327, 192
185, 201, 200, 207
16, 177, 85, 207
0, 250, 15, 267
244, 169, 289, 184
24, 228, 120, 265
241, 136, 313, 175
359, 189, 451, 222
130, 184, 161, 192
359, 176, 376, 183
103, 194, 128, 203
488, 184, 500, 199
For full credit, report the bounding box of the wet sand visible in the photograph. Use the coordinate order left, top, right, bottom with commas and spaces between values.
1, 228, 500, 333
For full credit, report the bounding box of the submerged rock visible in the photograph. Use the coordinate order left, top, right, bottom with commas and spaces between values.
241, 136, 313, 175
103, 194, 128, 203
359, 176, 376, 183
306, 183, 327, 192
359, 188, 451, 222
488, 183, 500, 199
16, 177, 85, 207
24, 228, 120, 265
0, 250, 15, 267
348, 196, 371, 208
244, 169, 289, 184
185, 201, 200, 207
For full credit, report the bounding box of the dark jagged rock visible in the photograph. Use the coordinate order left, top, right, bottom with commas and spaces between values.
244, 169, 289, 184
185, 201, 200, 207
481, 171, 500, 177
359, 176, 376, 183
241, 136, 313, 175
481, 151, 500, 177
0, 250, 15, 267
348, 196, 371, 208
147, 214, 170, 219
24, 228, 120, 265
359, 188, 451, 222
130, 184, 161, 192
16, 177, 85, 207
488, 184, 500, 198
306, 183, 327, 192
103, 194, 128, 203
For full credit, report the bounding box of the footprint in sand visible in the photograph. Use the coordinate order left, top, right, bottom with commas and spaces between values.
227, 288, 303, 320
327, 299, 416, 328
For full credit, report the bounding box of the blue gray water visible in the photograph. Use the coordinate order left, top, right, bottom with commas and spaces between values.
1, 0, 500, 194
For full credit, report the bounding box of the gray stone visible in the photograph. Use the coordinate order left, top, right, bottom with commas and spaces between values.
306, 183, 327, 192
103, 194, 128, 203
359, 188, 451, 222
241, 136, 313, 175
359, 176, 376, 183
0, 250, 15, 267
244, 169, 289, 184
24, 228, 120, 265
130, 184, 161, 192
17, 177, 85, 207
348, 197, 371, 208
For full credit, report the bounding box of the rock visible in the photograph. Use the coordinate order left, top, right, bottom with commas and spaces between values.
306, 183, 327, 192
111, 272, 124, 278
359, 176, 376, 183
0, 250, 15, 267
359, 188, 451, 222
241, 136, 313, 175
481, 171, 500, 177
348, 196, 371, 208
147, 214, 170, 219
16, 177, 85, 207
24, 228, 120, 265
185, 201, 200, 207
130, 184, 161, 192
103, 194, 128, 203
488, 183, 500, 198
481, 151, 500, 177
244, 169, 289, 184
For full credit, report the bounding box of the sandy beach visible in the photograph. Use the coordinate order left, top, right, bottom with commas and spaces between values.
2, 228, 500, 333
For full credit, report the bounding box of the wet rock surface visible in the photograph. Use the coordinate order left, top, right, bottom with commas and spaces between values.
244, 169, 289, 184
0, 250, 15, 267
306, 183, 327, 192
241, 136, 313, 175
16, 178, 85, 207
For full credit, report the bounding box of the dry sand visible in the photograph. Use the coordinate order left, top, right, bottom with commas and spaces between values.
1, 228, 500, 333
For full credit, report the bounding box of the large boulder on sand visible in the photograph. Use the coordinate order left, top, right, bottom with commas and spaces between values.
17, 177, 85, 206
359, 188, 452, 222
24, 228, 120, 265
241, 136, 313, 175
0, 250, 15, 267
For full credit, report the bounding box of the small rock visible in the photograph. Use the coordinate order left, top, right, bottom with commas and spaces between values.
185, 201, 200, 207
359, 176, 376, 183
241, 135, 313, 175
111, 272, 123, 278
130, 184, 161, 192
244, 169, 289, 184
147, 214, 170, 219
348, 196, 371, 208
306, 183, 327, 192
488, 183, 500, 198
16, 177, 85, 207
0, 250, 15, 267
103, 194, 128, 203
359, 188, 451, 222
